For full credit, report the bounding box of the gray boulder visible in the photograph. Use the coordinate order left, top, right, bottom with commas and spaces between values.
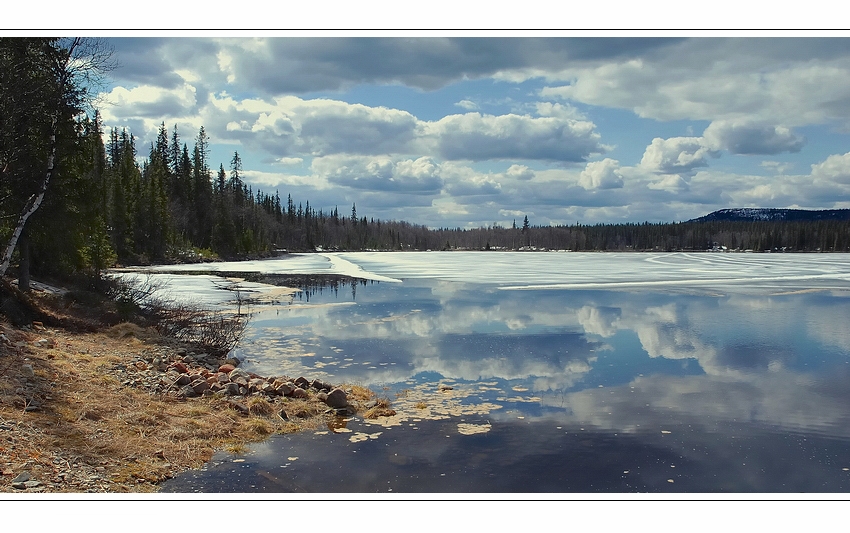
325, 388, 348, 408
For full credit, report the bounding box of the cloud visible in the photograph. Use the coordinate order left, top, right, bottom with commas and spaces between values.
579, 158, 624, 190
101, 83, 198, 119
242, 170, 329, 189
195, 37, 680, 94
274, 157, 304, 166
702, 120, 806, 155
760, 161, 794, 174
538, 38, 850, 127
455, 99, 479, 110
201, 94, 421, 158
312, 155, 443, 194
505, 164, 535, 181
534, 102, 585, 120
106, 89, 605, 166
640, 136, 715, 175
810, 151, 850, 185
428, 112, 604, 162
441, 163, 503, 196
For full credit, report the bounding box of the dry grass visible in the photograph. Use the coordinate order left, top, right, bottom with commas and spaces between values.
363, 397, 397, 419
347, 384, 375, 403
1, 320, 381, 493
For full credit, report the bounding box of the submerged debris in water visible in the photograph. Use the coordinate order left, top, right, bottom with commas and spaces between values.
361, 381, 503, 429
457, 423, 492, 435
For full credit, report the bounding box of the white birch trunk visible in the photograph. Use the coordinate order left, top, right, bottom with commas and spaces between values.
0, 124, 57, 278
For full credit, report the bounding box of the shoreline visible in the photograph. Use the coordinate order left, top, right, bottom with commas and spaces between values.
1, 313, 384, 494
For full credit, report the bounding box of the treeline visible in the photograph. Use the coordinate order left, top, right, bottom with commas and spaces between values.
96, 120, 451, 262
431, 218, 850, 252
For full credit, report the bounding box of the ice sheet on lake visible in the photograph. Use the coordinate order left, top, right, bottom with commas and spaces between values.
112, 272, 285, 308
335, 251, 850, 293
119, 251, 850, 295
140, 253, 401, 282
143, 254, 333, 275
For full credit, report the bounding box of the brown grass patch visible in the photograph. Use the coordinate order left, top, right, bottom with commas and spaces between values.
1, 320, 377, 493
346, 384, 374, 403
246, 396, 275, 416
363, 397, 397, 419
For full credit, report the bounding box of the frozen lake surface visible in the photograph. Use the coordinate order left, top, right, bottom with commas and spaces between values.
148, 252, 850, 493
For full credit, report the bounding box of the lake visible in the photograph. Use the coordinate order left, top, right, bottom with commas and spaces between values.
149, 251, 850, 493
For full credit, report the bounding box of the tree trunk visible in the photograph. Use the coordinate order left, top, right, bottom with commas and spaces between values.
0, 119, 57, 279
18, 229, 30, 292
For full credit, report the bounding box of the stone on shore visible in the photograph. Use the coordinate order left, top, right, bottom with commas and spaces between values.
325, 388, 348, 408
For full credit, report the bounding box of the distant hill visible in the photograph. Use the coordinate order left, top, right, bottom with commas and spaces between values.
689, 208, 850, 223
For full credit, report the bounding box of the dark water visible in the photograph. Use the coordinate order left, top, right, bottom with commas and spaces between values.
160, 279, 850, 493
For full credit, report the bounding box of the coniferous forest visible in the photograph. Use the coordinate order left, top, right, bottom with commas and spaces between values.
4, 38, 850, 290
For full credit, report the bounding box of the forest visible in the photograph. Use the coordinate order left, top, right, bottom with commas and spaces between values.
4, 38, 850, 291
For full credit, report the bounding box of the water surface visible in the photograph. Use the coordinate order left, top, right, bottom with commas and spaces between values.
157, 252, 850, 492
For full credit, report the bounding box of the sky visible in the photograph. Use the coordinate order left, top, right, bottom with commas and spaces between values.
90, 35, 850, 229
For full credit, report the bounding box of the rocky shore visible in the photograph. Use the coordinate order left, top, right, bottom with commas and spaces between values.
1, 320, 382, 493
116, 335, 359, 417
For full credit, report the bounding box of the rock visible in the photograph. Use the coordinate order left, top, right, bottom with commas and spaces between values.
12, 472, 30, 483
32, 321, 45, 331
248, 378, 265, 392
278, 409, 289, 421
24, 480, 42, 489
316, 392, 328, 402
224, 357, 240, 367
312, 379, 332, 391
21, 364, 35, 378
175, 374, 191, 386
190, 380, 210, 395
34, 338, 55, 348
218, 363, 236, 374
182, 355, 195, 363
227, 400, 249, 416
229, 368, 250, 381
291, 387, 308, 399
294, 376, 310, 389
179, 385, 199, 398
134, 361, 147, 371
275, 382, 294, 396
325, 388, 348, 408
170, 361, 189, 374
224, 383, 240, 396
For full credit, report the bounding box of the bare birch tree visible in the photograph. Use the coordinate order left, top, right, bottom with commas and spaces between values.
0, 37, 114, 281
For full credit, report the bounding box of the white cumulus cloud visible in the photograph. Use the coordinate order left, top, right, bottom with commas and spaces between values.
640, 137, 716, 175
427, 112, 604, 162
702, 120, 805, 155
579, 158, 625, 190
